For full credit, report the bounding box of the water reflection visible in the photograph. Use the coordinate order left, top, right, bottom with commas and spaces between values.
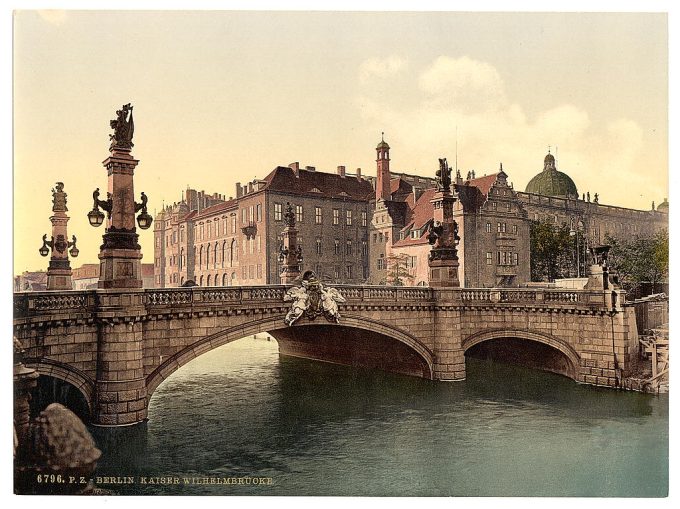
91, 337, 668, 497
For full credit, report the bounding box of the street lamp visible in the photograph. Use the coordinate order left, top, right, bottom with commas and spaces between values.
570, 217, 585, 277
87, 188, 111, 227
135, 192, 153, 230
39, 234, 78, 258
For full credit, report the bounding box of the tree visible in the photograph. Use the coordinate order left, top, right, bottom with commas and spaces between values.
385, 253, 415, 286
605, 229, 668, 294
529, 219, 575, 282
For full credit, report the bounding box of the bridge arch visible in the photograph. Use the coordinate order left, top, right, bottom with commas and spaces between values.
461, 329, 580, 380
24, 359, 95, 413
145, 314, 434, 399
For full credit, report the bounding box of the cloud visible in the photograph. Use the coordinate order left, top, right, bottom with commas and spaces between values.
418, 56, 507, 112
356, 55, 651, 206
37, 10, 67, 26
358, 56, 407, 84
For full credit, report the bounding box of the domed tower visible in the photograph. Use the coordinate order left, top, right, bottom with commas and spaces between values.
656, 198, 669, 213
376, 133, 391, 202
525, 150, 579, 199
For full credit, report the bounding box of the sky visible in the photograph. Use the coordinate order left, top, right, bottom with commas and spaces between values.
12, 9, 668, 273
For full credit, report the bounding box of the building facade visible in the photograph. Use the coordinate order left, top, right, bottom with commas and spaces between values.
154, 165, 373, 287
154, 138, 668, 288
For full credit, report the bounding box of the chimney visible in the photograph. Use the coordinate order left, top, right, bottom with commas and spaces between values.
236, 182, 242, 199
289, 162, 300, 177
356, 167, 362, 179
248, 182, 253, 194
337, 165, 346, 177
305, 166, 316, 172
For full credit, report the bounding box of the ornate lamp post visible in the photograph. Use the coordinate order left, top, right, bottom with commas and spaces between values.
88, 103, 152, 289
427, 158, 461, 287
38, 182, 79, 290
569, 216, 587, 278
279, 202, 303, 284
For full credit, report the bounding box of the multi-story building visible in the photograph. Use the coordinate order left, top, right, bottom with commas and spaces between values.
154, 165, 373, 287
154, 137, 668, 288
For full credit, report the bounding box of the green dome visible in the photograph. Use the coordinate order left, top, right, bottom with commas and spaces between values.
525, 152, 578, 198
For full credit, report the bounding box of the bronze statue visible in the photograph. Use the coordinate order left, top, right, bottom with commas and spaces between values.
436, 158, 452, 193
109, 103, 135, 150
51, 182, 67, 212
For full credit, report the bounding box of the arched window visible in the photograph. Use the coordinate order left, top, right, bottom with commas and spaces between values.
231, 272, 237, 284
206, 243, 211, 269
199, 275, 204, 286
222, 273, 228, 286
199, 245, 204, 268
222, 241, 227, 268
207, 274, 212, 286
231, 239, 237, 264
181, 276, 185, 285
214, 244, 218, 269
179, 248, 184, 270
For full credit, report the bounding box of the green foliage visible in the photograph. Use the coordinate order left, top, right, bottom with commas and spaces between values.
385, 253, 415, 286
605, 229, 668, 293
529, 219, 575, 282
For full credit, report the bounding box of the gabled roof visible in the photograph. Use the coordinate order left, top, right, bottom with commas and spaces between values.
194, 199, 237, 220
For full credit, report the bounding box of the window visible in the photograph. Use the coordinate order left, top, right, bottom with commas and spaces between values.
497, 222, 506, 233
242, 266, 247, 279
275, 203, 282, 221
315, 207, 322, 224
296, 205, 303, 223
373, 233, 377, 243
249, 265, 254, 279
513, 253, 518, 266
346, 240, 353, 255
241, 209, 246, 224
406, 256, 417, 269
256, 204, 262, 222
231, 216, 237, 233
486, 222, 491, 233
257, 264, 262, 279
346, 265, 353, 279
334, 267, 340, 279
379, 232, 384, 243
346, 210, 352, 226
486, 252, 493, 265
361, 241, 368, 257
333, 209, 339, 225
257, 236, 261, 253
512, 224, 518, 235
334, 239, 340, 255
492, 202, 497, 210
249, 238, 254, 254
377, 258, 385, 270
316, 239, 322, 255
361, 211, 367, 227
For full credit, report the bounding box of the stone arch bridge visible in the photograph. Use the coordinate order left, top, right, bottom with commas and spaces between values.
13, 285, 639, 426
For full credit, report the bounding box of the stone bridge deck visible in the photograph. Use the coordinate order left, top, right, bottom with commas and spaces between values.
13, 285, 638, 426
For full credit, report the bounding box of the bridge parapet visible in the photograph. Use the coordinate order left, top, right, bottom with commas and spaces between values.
14, 290, 96, 321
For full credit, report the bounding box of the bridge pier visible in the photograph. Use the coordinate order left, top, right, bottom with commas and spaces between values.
92, 290, 148, 426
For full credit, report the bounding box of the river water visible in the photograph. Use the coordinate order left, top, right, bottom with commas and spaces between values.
91, 337, 668, 497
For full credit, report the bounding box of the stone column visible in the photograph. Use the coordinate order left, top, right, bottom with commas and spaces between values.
97, 104, 147, 289
279, 202, 302, 284
43, 183, 78, 290
428, 190, 461, 288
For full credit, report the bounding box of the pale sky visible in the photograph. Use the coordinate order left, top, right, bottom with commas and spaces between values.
13, 10, 668, 273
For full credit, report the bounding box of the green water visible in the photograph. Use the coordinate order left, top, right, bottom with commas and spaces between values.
91, 338, 668, 496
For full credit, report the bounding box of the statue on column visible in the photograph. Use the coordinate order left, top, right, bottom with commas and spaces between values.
109, 103, 135, 150
51, 182, 67, 212
283, 202, 296, 227
436, 158, 452, 193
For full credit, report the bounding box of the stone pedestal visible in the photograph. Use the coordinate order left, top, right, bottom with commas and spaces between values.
98, 149, 143, 289
428, 191, 461, 288
279, 203, 302, 284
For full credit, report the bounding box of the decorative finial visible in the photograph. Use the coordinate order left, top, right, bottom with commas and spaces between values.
381, 131, 384, 142
500, 162, 503, 171
548, 145, 551, 154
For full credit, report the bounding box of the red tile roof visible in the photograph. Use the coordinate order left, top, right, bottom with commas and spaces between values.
466, 173, 499, 197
